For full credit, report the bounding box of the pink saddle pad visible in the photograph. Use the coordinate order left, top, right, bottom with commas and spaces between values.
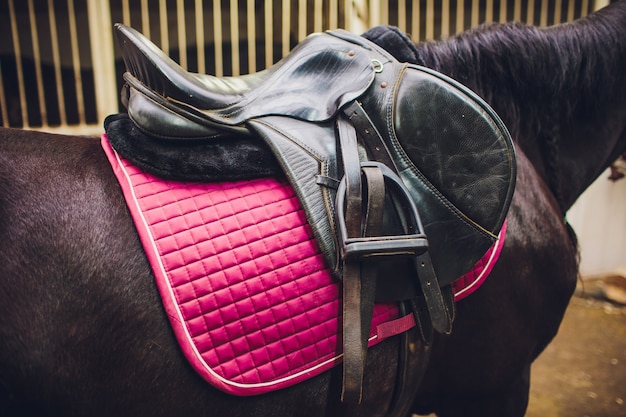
101, 134, 505, 396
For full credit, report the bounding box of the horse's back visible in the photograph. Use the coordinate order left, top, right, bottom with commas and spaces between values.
0, 128, 400, 417
0, 128, 200, 415
0, 128, 161, 414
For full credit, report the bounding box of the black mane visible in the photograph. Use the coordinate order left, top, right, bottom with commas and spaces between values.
415, 2, 626, 143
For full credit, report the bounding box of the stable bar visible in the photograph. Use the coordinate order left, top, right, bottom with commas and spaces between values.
314, 0, 323, 33
471, 0, 479, 28
28, 0, 47, 126
67, 0, 86, 125
329, 0, 337, 28
298, 0, 307, 41
177, 0, 188, 69
397, 0, 406, 32
527, 0, 535, 24
48, 0, 67, 126
411, 0, 420, 41
213, 0, 224, 76
247, 0, 256, 73
87, 0, 118, 125
230, 0, 240, 75
282, 0, 290, 56
8, 0, 28, 127
160, 0, 170, 54
195, 0, 205, 74
441, 0, 450, 38
264, 0, 273, 68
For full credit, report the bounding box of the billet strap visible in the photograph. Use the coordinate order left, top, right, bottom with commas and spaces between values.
413, 253, 453, 334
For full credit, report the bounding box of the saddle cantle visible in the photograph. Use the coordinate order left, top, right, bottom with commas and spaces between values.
111, 24, 516, 405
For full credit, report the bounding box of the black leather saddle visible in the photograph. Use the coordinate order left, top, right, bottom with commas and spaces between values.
111, 24, 516, 405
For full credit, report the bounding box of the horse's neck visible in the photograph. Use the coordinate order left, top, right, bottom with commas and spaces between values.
417, 1, 626, 211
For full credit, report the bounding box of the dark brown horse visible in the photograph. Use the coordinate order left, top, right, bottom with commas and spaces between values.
1, 2, 625, 416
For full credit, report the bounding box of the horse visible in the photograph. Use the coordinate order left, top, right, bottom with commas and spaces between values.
1, 2, 625, 416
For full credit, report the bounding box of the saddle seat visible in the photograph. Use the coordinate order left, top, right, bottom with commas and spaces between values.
116, 23, 376, 139
112, 23, 516, 408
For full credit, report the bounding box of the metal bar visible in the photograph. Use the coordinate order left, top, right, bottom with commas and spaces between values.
314, 0, 323, 33
594, 0, 610, 10
398, 0, 406, 32
122, 0, 131, 25
178, 0, 188, 69
230, 0, 240, 75
247, 0, 256, 73
365, 0, 380, 28
345, 0, 368, 33
141, 0, 151, 37
581, 0, 590, 16
28, 0, 47, 126
67, 0, 86, 125
441, 0, 450, 38
264, 0, 273, 68
380, 0, 389, 26
471, 0, 479, 27
514, 0, 522, 21
160, 0, 170, 53
499, 0, 507, 22
526, 0, 535, 24
411, 0, 419, 41
567, 0, 574, 21
425, 0, 434, 39
8, 0, 29, 127
298, 0, 307, 41
455, 0, 463, 34
87, 0, 118, 125
282, 0, 290, 56
213, 0, 224, 76
329, 0, 337, 28
485, 0, 494, 22
554, 0, 562, 23
48, 0, 67, 125
195, 0, 205, 74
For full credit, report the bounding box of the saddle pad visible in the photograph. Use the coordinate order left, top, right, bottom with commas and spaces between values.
101, 134, 505, 395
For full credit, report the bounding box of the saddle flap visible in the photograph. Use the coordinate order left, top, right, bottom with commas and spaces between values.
348, 53, 515, 285
393, 66, 515, 234
389, 65, 515, 284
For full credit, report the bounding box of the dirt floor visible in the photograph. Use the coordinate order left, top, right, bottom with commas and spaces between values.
526, 278, 626, 417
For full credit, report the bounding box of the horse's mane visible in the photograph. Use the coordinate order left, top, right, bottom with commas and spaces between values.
416, 2, 626, 142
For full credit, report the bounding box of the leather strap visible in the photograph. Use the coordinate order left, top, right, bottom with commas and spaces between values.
343, 101, 398, 174
340, 160, 387, 403
413, 253, 452, 334
336, 119, 388, 403
337, 117, 363, 238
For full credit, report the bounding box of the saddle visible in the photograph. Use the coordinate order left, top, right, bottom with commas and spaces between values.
111, 24, 516, 407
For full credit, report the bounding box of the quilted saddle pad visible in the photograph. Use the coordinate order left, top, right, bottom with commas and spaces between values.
101, 134, 506, 396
